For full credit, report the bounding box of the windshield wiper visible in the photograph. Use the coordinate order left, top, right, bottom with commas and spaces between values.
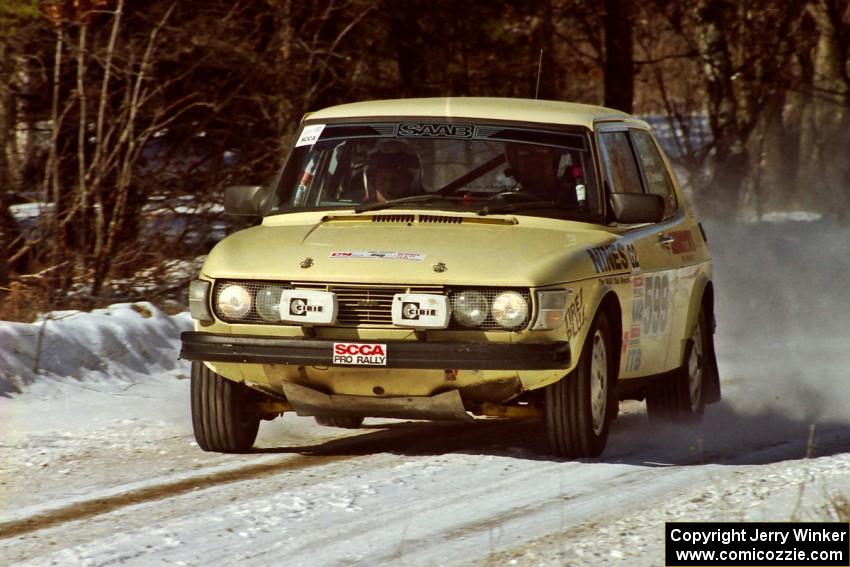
476, 200, 560, 216
354, 193, 455, 214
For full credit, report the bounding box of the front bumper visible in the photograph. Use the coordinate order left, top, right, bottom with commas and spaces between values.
180, 331, 570, 370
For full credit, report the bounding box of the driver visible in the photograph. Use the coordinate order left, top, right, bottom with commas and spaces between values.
504, 143, 579, 207
364, 140, 423, 202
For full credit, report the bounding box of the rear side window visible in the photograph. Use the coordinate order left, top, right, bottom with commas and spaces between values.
598, 131, 643, 194
631, 130, 677, 217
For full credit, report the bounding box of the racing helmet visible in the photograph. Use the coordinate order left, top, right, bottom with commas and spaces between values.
504, 143, 561, 177
504, 142, 566, 195
364, 139, 422, 200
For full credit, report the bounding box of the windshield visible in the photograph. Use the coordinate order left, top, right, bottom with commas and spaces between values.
267, 121, 601, 220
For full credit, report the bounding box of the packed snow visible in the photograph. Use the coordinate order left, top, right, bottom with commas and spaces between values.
1, 217, 849, 566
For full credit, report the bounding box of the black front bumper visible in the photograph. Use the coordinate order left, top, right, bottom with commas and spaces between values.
180, 331, 570, 370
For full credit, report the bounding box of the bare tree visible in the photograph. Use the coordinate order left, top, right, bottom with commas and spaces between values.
603, 0, 634, 112
38, 0, 210, 301
797, 0, 850, 217
0, 1, 41, 293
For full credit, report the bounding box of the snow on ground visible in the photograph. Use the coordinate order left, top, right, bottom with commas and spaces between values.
0, 216, 849, 566
0, 302, 192, 395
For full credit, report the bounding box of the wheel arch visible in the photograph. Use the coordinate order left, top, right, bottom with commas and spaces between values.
543, 288, 621, 458
698, 279, 721, 403
680, 275, 721, 404
682, 275, 715, 361
522, 284, 624, 394
596, 290, 623, 380
701, 280, 716, 334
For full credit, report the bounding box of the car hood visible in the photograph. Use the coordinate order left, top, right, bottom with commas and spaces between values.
202, 211, 618, 287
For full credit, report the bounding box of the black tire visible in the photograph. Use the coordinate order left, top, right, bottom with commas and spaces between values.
191, 361, 260, 453
545, 310, 616, 458
646, 306, 712, 423
314, 415, 365, 429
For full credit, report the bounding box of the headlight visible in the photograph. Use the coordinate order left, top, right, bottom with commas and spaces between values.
217, 284, 252, 319
256, 285, 285, 322
491, 291, 528, 329
451, 290, 489, 327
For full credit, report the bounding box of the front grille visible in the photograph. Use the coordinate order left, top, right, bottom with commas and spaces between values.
212, 280, 530, 330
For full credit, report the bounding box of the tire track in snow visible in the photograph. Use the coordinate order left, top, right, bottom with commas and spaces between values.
0, 453, 347, 540
0, 420, 501, 540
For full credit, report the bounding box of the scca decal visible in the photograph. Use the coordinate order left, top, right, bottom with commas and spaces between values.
332, 342, 388, 366
398, 123, 474, 138
333, 343, 386, 356
587, 243, 640, 273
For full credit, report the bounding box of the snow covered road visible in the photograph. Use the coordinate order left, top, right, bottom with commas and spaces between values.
2, 364, 849, 566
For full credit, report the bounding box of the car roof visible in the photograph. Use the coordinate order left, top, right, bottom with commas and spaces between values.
304, 97, 646, 130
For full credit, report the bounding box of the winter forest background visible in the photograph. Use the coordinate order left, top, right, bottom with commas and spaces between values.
0, 0, 848, 320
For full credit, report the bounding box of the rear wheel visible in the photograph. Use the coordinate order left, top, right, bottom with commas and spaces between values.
191, 361, 260, 452
314, 415, 365, 429
545, 311, 616, 458
646, 307, 711, 422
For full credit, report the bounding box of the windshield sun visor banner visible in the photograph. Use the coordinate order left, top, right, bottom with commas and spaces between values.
304, 122, 587, 151
475, 126, 587, 150
313, 123, 397, 142
399, 123, 475, 138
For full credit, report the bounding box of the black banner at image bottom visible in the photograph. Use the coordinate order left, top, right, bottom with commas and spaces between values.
665, 522, 849, 566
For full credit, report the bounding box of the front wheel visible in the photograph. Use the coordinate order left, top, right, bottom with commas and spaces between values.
191, 361, 260, 453
545, 311, 616, 458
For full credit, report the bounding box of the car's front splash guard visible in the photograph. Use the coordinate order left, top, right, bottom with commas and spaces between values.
281, 382, 474, 422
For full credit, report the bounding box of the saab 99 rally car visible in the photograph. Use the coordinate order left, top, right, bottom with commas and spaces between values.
180, 97, 720, 458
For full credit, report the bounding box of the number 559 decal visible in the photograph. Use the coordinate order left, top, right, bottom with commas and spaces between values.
642, 274, 671, 336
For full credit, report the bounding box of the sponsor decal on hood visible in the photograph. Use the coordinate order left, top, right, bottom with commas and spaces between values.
329, 250, 426, 261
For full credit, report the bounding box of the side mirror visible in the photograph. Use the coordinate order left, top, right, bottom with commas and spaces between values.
609, 192, 664, 224
224, 185, 265, 216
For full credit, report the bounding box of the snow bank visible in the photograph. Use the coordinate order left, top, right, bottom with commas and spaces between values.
0, 303, 192, 396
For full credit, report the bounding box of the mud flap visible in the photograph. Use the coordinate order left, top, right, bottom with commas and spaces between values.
703, 335, 722, 405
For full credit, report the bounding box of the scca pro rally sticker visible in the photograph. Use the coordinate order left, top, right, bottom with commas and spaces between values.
332, 342, 387, 366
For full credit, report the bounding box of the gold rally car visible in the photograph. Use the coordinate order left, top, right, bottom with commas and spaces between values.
180, 97, 720, 457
